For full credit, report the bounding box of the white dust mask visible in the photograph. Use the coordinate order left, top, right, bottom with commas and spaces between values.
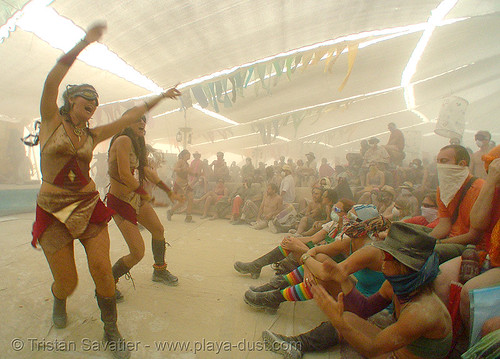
436, 163, 470, 207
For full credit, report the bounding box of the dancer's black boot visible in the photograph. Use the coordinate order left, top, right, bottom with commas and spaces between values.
52, 286, 67, 329
96, 292, 131, 359
112, 258, 131, 302
151, 238, 178, 286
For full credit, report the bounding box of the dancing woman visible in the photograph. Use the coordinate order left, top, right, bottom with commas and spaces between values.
108, 115, 183, 299
31, 23, 180, 359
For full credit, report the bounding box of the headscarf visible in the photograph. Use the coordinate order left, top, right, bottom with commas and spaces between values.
341, 215, 391, 239
385, 252, 440, 302
320, 177, 331, 188
352, 204, 379, 221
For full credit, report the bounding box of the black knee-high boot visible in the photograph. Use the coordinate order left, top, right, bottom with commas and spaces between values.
249, 275, 289, 292
262, 321, 339, 358
233, 247, 285, 279
96, 293, 131, 359
112, 258, 131, 302
151, 238, 178, 286
244, 289, 286, 313
52, 286, 67, 329
112, 258, 131, 282
273, 255, 300, 275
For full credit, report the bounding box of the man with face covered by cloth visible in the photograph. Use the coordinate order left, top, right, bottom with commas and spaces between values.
429, 145, 485, 263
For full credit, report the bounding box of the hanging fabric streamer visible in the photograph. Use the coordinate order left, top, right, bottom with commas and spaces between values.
221, 79, 232, 108
203, 84, 214, 108
215, 81, 224, 103
266, 122, 273, 143
237, 69, 246, 97
310, 108, 324, 125
281, 115, 290, 127
267, 63, 273, 91
179, 91, 193, 109
273, 59, 284, 77
323, 48, 335, 73
272, 119, 280, 139
244, 67, 254, 88
310, 48, 328, 66
228, 76, 237, 103
191, 85, 209, 108
257, 123, 267, 144
293, 55, 302, 73
273, 58, 285, 87
292, 112, 305, 137
338, 42, 359, 91
325, 44, 346, 73
208, 82, 220, 112
256, 63, 267, 86
285, 57, 294, 80
300, 51, 314, 72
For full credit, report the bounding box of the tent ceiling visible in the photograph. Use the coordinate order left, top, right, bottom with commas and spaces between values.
0, 0, 499, 159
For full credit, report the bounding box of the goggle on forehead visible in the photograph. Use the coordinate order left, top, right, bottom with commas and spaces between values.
71, 89, 99, 106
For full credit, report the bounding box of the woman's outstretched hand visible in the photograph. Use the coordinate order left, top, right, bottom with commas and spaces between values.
84, 21, 107, 43
162, 84, 182, 99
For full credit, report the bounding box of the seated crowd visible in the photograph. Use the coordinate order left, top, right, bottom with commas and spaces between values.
141, 128, 499, 358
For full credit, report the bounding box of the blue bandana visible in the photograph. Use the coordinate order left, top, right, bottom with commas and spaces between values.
385, 252, 440, 302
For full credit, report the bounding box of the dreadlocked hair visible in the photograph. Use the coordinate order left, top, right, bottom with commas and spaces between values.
341, 215, 391, 239
59, 84, 97, 116
109, 127, 147, 185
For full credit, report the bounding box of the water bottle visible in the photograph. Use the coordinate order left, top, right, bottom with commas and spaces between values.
480, 255, 491, 274
459, 245, 480, 284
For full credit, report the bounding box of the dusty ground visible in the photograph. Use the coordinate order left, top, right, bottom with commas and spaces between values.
0, 208, 342, 359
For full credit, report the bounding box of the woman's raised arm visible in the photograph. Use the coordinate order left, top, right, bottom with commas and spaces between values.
40, 23, 106, 122
92, 87, 181, 144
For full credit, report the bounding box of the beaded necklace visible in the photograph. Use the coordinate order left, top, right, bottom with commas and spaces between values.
64, 117, 88, 142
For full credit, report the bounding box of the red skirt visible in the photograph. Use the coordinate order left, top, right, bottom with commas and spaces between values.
32, 197, 113, 249
106, 193, 138, 225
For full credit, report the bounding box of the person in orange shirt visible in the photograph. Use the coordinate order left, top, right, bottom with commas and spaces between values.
433, 146, 500, 338
429, 145, 484, 263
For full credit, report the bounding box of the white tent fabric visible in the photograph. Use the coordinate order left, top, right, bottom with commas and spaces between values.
1, 0, 499, 160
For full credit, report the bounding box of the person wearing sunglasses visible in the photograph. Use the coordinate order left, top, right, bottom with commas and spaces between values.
31, 23, 180, 359
404, 191, 439, 228
299, 190, 346, 237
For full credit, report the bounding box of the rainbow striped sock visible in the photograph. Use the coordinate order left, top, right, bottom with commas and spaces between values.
281, 282, 313, 301
278, 246, 290, 257
284, 265, 304, 286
